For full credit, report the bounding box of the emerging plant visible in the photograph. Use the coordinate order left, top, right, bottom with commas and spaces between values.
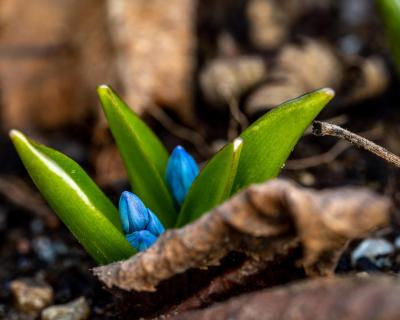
10, 85, 334, 264
378, 0, 400, 75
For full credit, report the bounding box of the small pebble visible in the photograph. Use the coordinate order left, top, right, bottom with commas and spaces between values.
33, 237, 67, 263
41, 297, 90, 320
351, 238, 394, 267
10, 278, 53, 314
339, 34, 362, 55
394, 236, 400, 249
16, 238, 31, 254
30, 219, 45, 234
298, 172, 315, 187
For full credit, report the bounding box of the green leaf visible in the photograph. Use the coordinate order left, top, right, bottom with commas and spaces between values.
378, 0, 400, 75
97, 85, 176, 227
10, 130, 135, 265
176, 138, 243, 227
232, 88, 334, 193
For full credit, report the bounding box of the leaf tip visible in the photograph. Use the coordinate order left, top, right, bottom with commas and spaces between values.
9, 129, 27, 145
97, 84, 113, 100
233, 137, 243, 151
319, 87, 335, 99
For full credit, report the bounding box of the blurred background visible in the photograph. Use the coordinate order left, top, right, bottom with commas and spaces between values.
0, 0, 399, 318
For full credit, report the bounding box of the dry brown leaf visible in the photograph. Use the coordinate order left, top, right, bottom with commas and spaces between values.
94, 179, 390, 292
106, 0, 196, 122
245, 40, 389, 115
200, 56, 268, 108
245, 40, 343, 115
172, 275, 400, 320
247, 0, 333, 50
340, 56, 389, 106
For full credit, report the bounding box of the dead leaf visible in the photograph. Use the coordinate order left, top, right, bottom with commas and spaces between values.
247, 0, 333, 50
245, 40, 389, 116
172, 275, 400, 320
245, 40, 343, 115
200, 56, 268, 108
94, 179, 390, 292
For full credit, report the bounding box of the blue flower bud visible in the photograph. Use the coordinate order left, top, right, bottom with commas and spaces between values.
146, 208, 165, 236
119, 191, 165, 251
126, 230, 158, 252
119, 191, 150, 234
165, 146, 199, 205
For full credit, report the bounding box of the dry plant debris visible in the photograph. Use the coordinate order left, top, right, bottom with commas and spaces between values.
200, 56, 268, 108
94, 179, 391, 292
0, 0, 113, 130
246, 0, 332, 50
245, 40, 343, 115
172, 276, 400, 320
313, 121, 400, 168
244, 40, 388, 115
106, 0, 196, 121
10, 278, 54, 315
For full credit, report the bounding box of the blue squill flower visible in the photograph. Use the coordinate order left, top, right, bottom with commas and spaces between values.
126, 230, 158, 252
165, 146, 199, 205
119, 191, 165, 251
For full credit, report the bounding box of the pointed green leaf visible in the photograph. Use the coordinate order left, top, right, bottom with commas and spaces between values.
10, 130, 135, 264
232, 88, 334, 193
176, 138, 243, 227
97, 85, 176, 227
378, 0, 400, 75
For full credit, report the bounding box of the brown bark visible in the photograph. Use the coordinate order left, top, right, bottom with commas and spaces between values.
105, 0, 196, 122
172, 276, 400, 320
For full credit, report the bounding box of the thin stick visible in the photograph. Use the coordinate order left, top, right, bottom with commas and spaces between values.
312, 121, 400, 168
286, 140, 350, 170
226, 94, 248, 141
150, 107, 212, 157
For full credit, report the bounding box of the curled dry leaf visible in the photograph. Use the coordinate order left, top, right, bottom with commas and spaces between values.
200, 56, 268, 108
94, 179, 390, 292
245, 40, 343, 115
340, 56, 389, 106
173, 275, 400, 320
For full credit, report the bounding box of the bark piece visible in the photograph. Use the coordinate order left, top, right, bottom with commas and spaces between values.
159, 248, 305, 318
94, 179, 390, 291
172, 276, 400, 320
106, 0, 196, 122
0, 0, 113, 130
41, 297, 90, 320
10, 278, 53, 314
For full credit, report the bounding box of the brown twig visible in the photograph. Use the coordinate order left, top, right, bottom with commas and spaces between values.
286, 140, 350, 170
313, 121, 400, 168
286, 125, 383, 170
150, 107, 212, 157
0, 176, 59, 228
226, 94, 248, 141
